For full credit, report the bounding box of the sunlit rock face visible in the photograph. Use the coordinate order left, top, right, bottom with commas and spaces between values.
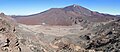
0, 13, 20, 52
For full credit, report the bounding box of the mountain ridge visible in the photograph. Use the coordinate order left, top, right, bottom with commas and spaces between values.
12, 4, 118, 26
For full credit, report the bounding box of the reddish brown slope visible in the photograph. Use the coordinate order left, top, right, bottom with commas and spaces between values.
13, 4, 117, 25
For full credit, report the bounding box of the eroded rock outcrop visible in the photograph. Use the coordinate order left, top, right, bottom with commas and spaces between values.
78, 19, 120, 52
0, 13, 21, 52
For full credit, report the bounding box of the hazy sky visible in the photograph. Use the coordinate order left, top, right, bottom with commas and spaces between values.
0, 0, 119, 15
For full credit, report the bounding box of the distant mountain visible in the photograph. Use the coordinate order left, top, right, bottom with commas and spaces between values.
116, 15, 120, 17
13, 4, 118, 26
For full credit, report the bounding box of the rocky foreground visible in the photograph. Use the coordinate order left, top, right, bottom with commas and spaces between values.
0, 13, 120, 52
